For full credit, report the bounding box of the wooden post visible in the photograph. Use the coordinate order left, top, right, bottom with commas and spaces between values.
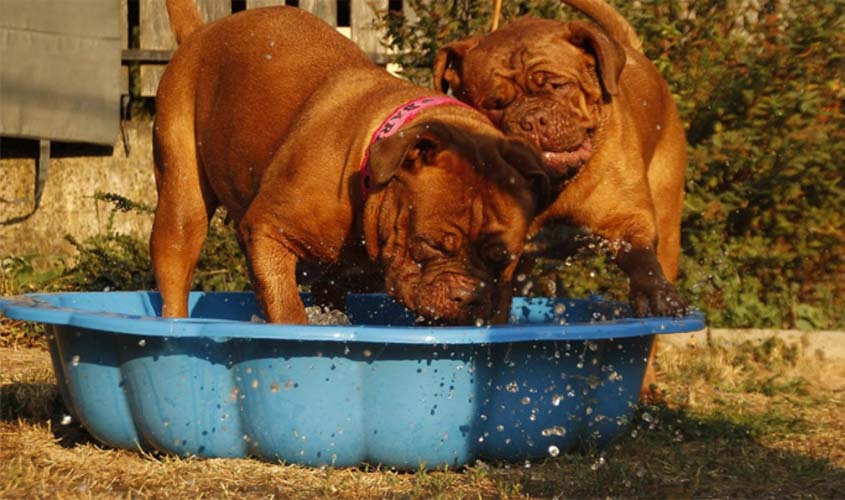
491, 0, 503, 31
350, 0, 388, 63
35, 140, 50, 212
300, 0, 337, 26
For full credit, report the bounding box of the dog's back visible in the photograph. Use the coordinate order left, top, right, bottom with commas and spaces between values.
155, 6, 378, 221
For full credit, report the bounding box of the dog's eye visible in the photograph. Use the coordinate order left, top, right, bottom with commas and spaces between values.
482, 94, 513, 111
481, 241, 511, 267
552, 81, 577, 93
411, 237, 444, 262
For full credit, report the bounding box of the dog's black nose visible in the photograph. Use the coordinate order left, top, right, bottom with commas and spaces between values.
519, 109, 550, 132
448, 283, 493, 321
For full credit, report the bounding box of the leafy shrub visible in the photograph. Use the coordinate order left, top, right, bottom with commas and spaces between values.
46, 191, 249, 293
377, 0, 845, 329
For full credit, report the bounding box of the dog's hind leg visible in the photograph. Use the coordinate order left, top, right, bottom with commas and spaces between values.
641, 107, 688, 400
150, 110, 218, 318
647, 115, 687, 284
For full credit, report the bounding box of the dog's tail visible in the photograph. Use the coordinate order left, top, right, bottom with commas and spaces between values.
561, 0, 643, 53
166, 0, 204, 44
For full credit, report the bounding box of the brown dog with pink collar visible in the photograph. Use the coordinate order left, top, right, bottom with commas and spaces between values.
151, 1, 549, 325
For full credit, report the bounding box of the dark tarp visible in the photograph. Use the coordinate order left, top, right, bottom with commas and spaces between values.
1, 0, 121, 145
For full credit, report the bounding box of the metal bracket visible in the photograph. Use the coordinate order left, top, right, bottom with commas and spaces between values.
1, 139, 50, 225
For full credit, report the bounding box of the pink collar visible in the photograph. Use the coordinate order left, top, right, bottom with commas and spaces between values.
360, 95, 473, 200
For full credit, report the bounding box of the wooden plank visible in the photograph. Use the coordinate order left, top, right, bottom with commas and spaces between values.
300, 0, 338, 26
140, 0, 231, 97
121, 0, 129, 94
246, 0, 286, 7
351, 0, 388, 63
123, 49, 175, 63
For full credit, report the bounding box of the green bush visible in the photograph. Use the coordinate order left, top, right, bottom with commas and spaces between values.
377, 0, 845, 329
44, 191, 249, 293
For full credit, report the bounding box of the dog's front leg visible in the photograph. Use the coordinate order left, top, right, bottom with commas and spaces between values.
614, 246, 686, 318
239, 216, 308, 325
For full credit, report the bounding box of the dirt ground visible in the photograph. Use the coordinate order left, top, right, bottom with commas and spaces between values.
1, 330, 844, 499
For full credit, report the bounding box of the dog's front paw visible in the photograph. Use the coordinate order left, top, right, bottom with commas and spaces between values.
629, 276, 687, 317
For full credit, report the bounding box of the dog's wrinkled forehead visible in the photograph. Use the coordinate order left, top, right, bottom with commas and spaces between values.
463, 20, 589, 90
405, 160, 531, 247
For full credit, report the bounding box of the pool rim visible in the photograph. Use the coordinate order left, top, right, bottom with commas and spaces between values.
0, 291, 705, 344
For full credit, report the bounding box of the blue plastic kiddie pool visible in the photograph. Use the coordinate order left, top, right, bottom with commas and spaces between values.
0, 291, 704, 469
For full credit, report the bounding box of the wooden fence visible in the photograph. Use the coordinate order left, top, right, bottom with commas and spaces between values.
121, 0, 411, 97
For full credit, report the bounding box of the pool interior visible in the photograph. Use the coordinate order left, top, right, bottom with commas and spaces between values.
33, 291, 627, 327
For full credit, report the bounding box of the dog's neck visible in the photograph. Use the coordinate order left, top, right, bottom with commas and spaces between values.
549, 100, 608, 190
359, 96, 472, 200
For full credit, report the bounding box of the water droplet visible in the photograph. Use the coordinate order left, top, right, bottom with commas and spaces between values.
542, 426, 566, 437
251, 379, 259, 389
548, 445, 560, 457
520, 396, 531, 405
138, 339, 146, 347
475, 318, 485, 327
270, 382, 280, 393
553, 303, 566, 315
71, 355, 80, 367
496, 424, 504, 432
505, 382, 519, 393
60, 414, 72, 426
642, 411, 654, 423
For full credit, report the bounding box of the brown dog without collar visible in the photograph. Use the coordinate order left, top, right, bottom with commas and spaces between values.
432, 0, 689, 393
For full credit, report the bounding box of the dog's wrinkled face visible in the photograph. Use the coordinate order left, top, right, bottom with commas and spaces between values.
364, 121, 549, 325
433, 18, 626, 180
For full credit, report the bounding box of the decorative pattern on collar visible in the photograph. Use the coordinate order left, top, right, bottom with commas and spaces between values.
360, 95, 472, 200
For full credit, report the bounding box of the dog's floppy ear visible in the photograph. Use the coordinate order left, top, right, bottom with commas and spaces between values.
363, 121, 454, 262
567, 20, 626, 97
498, 138, 553, 213
366, 121, 452, 186
433, 36, 482, 95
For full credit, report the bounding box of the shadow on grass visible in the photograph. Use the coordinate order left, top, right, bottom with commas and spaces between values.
0, 381, 98, 449
494, 404, 845, 498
